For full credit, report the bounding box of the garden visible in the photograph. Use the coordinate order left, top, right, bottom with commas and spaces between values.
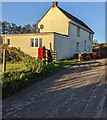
1, 44, 78, 98
1, 44, 106, 98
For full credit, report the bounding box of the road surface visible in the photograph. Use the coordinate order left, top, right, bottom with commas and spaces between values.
2, 59, 107, 118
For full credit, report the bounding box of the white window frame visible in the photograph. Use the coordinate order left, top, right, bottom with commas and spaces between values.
35, 38, 38, 47
84, 40, 86, 51
76, 42, 79, 52
31, 38, 35, 47
39, 38, 42, 47
88, 46, 90, 52
77, 27, 80, 37
31, 38, 38, 48
31, 38, 42, 48
6, 38, 10, 45
89, 33, 92, 40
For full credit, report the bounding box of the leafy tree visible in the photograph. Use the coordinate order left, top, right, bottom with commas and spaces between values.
11, 23, 23, 34
1, 21, 11, 34
31, 23, 38, 33
22, 24, 32, 33
1, 21, 39, 34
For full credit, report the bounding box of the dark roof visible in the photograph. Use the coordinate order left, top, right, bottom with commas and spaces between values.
58, 6, 94, 33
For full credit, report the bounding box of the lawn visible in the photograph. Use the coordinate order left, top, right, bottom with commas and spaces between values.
5, 59, 78, 73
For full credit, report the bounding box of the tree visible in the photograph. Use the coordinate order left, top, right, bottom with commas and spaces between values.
1, 21, 39, 34
17, 25, 22, 34
1, 21, 11, 34
11, 23, 22, 34
31, 23, 38, 33
22, 24, 32, 33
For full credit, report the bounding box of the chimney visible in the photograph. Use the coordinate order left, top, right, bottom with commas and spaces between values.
52, 1, 58, 7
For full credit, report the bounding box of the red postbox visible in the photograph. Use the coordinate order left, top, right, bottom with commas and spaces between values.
38, 46, 46, 59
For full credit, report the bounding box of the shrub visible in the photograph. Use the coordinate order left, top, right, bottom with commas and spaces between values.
1, 44, 33, 62
2, 71, 40, 98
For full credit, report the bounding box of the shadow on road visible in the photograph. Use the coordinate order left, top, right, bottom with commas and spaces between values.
2, 59, 107, 118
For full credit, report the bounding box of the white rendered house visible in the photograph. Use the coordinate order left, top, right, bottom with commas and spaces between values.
2, 2, 94, 59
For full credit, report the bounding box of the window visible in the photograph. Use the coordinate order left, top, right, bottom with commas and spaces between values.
39, 38, 42, 47
7, 39, 10, 45
84, 40, 86, 51
76, 42, 79, 52
31, 38, 42, 47
77, 27, 80, 36
88, 46, 91, 52
31, 38, 34, 47
35, 38, 38, 47
31, 38, 38, 47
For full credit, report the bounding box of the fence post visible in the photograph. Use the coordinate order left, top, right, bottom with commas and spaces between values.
3, 49, 6, 72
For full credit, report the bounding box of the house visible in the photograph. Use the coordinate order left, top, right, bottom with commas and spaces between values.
1, 2, 94, 59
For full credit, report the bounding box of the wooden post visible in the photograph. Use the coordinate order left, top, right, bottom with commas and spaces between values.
2, 49, 6, 72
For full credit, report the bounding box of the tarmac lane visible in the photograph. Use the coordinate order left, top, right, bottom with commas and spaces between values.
2, 59, 107, 118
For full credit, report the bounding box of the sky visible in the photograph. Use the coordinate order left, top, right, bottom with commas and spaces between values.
1, 2, 105, 43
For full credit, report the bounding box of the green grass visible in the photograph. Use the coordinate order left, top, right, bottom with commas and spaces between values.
60, 59, 80, 68
6, 62, 28, 72
1, 59, 82, 75
1, 44, 84, 98
2, 59, 82, 98
4, 59, 79, 73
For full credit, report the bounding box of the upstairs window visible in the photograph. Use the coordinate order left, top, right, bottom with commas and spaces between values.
77, 27, 80, 37
7, 39, 10, 45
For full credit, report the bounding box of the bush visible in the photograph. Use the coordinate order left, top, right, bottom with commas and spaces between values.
2, 71, 40, 98
1, 44, 33, 62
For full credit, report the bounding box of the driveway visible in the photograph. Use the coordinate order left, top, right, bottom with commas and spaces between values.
2, 59, 107, 118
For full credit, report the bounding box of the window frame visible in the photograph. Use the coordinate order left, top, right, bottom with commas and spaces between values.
84, 40, 86, 51
88, 45, 90, 52
76, 27, 80, 37
31, 38, 35, 47
76, 42, 79, 52
35, 38, 38, 47
7, 39, 10, 45
89, 33, 91, 40
31, 38, 42, 48
39, 38, 42, 47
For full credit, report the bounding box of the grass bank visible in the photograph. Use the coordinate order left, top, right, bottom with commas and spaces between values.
2, 59, 79, 98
